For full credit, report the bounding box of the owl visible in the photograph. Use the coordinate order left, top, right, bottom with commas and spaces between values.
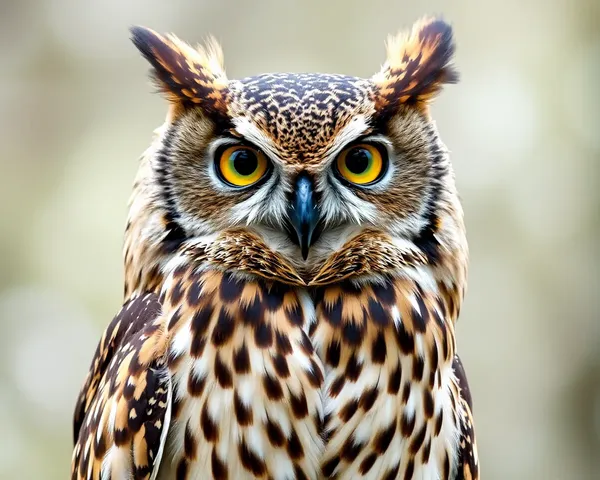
71, 16, 479, 480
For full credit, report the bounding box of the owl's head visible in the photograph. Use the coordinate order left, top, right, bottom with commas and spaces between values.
126, 17, 466, 290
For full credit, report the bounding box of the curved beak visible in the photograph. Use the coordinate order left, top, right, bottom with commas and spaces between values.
288, 175, 320, 260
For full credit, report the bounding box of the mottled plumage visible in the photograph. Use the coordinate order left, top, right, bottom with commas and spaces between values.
73, 16, 479, 480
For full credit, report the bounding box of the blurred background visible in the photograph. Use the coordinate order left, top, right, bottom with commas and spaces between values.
0, 0, 598, 478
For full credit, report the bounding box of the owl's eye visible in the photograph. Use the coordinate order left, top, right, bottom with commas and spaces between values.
217, 146, 269, 187
336, 143, 385, 185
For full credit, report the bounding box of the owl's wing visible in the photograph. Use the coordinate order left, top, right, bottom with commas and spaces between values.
452, 354, 480, 480
71, 293, 172, 480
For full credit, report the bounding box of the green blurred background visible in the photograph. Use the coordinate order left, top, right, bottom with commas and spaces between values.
1, 0, 598, 478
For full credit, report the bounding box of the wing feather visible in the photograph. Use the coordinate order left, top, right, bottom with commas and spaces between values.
71, 293, 171, 480
453, 354, 480, 480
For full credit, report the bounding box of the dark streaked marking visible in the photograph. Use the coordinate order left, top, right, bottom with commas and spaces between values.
359, 386, 378, 411
234, 391, 252, 426
360, 452, 377, 474
412, 356, 425, 381
409, 424, 427, 454
114, 428, 130, 446
299, 331, 313, 354
290, 391, 309, 418
214, 354, 233, 388
395, 321, 414, 354
176, 458, 188, 480
219, 274, 243, 302
190, 337, 206, 358
423, 389, 434, 419
402, 383, 411, 403
383, 465, 400, 480
275, 330, 293, 355
170, 281, 184, 305
422, 438, 432, 463
325, 339, 341, 367
400, 413, 416, 437
329, 376, 345, 397
374, 422, 395, 454
368, 298, 389, 325
186, 279, 202, 308
241, 296, 263, 326
345, 353, 363, 381
431, 342, 439, 369
211, 449, 228, 479
238, 441, 266, 475
263, 374, 284, 400
233, 343, 251, 374
287, 429, 304, 459
306, 359, 324, 388
403, 459, 415, 480
428, 368, 436, 389
94, 433, 107, 459
371, 281, 396, 305
212, 309, 235, 346
372, 331, 387, 364
184, 422, 197, 459
263, 283, 286, 311
341, 437, 364, 460
443, 451, 450, 479
412, 294, 429, 332
168, 307, 182, 330
265, 418, 285, 446
191, 303, 214, 340
187, 372, 207, 397
294, 466, 308, 480
339, 398, 359, 422
201, 405, 218, 442
308, 320, 317, 336
254, 322, 273, 348
286, 302, 304, 326
434, 411, 444, 436
322, 456, 340, 477
388, 364, 402, 394
273, 353, 290, 377
323, 297, 342, 326
342, 321, 363, 346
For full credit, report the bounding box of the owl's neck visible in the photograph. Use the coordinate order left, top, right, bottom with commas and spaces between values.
124, 207, 467, 323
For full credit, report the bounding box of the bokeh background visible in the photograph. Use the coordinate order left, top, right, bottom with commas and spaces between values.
1, 0, 598, 478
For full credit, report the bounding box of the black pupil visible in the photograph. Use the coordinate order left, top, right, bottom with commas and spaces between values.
233, 150, 258, 176
346, 148, 370, 174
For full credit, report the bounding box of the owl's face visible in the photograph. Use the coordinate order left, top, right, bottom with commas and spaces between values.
131, 18, 463, 284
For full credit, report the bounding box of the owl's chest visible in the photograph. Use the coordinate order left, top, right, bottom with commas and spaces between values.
157, 272, 459, 479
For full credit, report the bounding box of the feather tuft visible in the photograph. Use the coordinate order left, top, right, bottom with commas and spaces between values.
130, 26, 229, 118
372, 17, 458, 111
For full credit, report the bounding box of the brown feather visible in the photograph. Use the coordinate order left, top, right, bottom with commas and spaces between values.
372, 17, 459, 112
130, 26, 229, 118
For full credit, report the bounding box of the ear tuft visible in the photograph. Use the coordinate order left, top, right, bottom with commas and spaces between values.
130, 26, 229, 117
372, 17, 458, 111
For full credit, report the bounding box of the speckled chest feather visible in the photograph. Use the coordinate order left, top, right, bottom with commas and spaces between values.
153, 253, 465, 480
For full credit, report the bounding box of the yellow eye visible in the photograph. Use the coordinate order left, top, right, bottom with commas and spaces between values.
218, 146, 269, 187
336, 143, 384, 185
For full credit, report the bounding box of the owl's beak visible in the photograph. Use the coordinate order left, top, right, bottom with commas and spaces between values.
288, 174, 320, 260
